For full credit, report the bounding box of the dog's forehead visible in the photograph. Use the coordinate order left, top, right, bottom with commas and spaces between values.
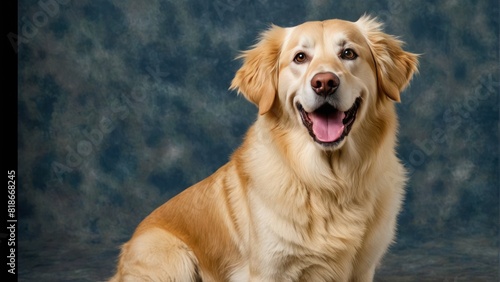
284, 19, 365, 48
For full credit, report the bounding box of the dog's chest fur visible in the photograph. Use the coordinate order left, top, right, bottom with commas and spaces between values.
229, 126, 378, 281
244, 181, 374, 281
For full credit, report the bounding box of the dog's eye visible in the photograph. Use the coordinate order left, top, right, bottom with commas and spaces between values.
293, 52, 308, 64
340, 49, 358, 60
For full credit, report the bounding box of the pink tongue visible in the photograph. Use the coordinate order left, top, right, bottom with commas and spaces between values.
310, 110, 345, 142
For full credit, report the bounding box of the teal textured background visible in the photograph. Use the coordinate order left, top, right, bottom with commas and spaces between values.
17, 0, 498, 280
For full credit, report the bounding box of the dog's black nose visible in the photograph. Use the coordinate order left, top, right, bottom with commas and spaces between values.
311, 72, 340, 96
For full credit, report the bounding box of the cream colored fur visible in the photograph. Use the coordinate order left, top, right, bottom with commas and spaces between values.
110, 15, 418, 282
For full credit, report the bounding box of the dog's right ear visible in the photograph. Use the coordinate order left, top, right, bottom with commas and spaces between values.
230, 25, 286, 115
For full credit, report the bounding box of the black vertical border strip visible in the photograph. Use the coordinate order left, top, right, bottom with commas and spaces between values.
4, 0, 19, 281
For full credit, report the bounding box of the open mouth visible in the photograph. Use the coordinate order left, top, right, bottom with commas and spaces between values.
297, 97, 361, 146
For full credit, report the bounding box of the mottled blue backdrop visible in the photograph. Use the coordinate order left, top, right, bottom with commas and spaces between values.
17, 0, 499, 281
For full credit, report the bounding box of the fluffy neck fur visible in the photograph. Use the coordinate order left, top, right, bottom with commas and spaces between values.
233, 97, 400, 207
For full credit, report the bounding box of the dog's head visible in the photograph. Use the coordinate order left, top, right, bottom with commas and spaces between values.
231, 16, 418, 150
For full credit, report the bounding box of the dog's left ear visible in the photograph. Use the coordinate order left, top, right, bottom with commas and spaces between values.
230, 25, 286, 115
357, 16, 419, 102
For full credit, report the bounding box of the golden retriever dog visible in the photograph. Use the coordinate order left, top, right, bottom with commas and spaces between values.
110, 15, 418, 282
